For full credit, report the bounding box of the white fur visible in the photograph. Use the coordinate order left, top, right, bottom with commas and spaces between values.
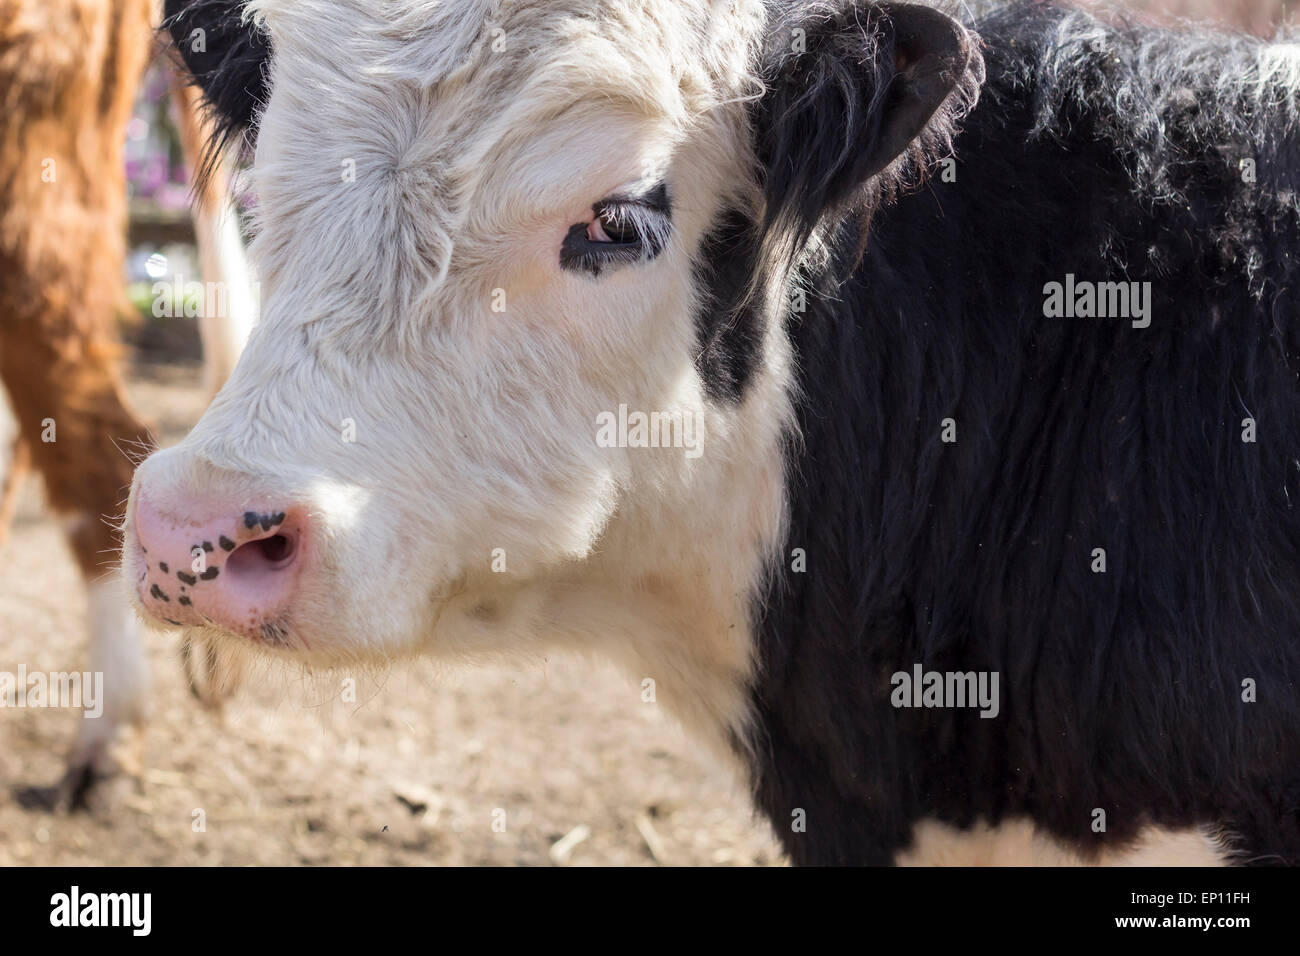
194, 189, 257, 398
69, 578, 150, 775
129, 0, 780, 758
896, 818, 1228, 867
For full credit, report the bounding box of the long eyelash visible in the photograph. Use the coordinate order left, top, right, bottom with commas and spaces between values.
560, 183, 674, 277
594, 201, 672, 258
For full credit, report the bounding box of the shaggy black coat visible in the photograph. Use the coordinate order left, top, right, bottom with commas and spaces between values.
748, 0, 1300, 865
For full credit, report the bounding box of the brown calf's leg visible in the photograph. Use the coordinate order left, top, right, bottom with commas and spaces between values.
0, 0, 158, 805
0, 418, 29, 547
0, 318, 155, 806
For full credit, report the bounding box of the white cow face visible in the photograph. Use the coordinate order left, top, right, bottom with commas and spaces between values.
129, 0, 979, 682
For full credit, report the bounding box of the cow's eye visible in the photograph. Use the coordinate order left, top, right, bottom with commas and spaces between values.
560, 182, 671, 277
589, 206, 642, 244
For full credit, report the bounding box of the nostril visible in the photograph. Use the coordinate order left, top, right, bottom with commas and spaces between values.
227, 532, 298, 579
259, 534, 294, 564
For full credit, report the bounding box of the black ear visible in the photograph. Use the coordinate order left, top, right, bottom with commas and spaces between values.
755, 1, 983, 242
164, 0, 271, 149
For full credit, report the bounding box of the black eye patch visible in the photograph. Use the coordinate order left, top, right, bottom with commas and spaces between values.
629, 181, 671, 217
165, 0, 271, 177
560, 181, 672, 278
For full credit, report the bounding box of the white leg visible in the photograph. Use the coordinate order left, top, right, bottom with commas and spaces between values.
63, 576, 150, 802
0, 392, 23, 542
195, 194, 256, 398
168, 77, 256, 400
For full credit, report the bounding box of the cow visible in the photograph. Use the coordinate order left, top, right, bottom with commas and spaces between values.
0, 0, 252, 804
131, 0, 1300, 865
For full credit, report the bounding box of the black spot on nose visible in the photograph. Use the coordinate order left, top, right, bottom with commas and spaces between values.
245, 511, 287, 532
178, 596, 192, 607
150, 584, 170, 603
202, 541, 214, 552
177, 571, 197, 586
219, 536, 236, 551
200, 567, 220, 581
159, 562, 169, 574
244, 512, 286, 535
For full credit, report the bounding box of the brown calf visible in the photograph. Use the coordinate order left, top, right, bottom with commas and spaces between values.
0, 0, 250, 803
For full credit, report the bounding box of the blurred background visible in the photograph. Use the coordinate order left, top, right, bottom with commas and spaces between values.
1112, 0, 1295, 34
0, 0, 1294, 866
122, 64, 214, 364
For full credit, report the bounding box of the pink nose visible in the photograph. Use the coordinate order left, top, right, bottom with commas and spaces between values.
130, 495, 307, 644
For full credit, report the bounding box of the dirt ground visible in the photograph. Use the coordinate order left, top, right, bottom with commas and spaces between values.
0, 359, 784, 866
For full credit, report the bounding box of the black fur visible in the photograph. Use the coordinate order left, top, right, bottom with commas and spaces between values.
692, 0, 980, 404
744, 0, 1300, 865
754, 0, 982, 259
692, 208, 766, 404
164, 0, 271, 158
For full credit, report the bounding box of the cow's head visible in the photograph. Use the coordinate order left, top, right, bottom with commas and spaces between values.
130, 0, 980, 731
